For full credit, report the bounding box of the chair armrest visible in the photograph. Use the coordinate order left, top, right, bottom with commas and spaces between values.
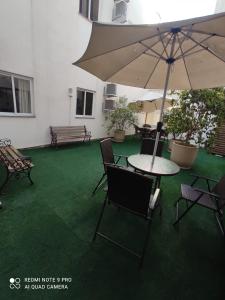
193, 188, 220, 199
190, 173, 218, 183
149, 188, 160, 210
114, 154, 128, 166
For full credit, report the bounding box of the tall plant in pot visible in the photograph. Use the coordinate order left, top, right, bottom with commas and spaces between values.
164, 88, 225, 169
105, 97, 137, 142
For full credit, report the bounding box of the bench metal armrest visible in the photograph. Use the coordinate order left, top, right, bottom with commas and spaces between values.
20, 155, 32, 162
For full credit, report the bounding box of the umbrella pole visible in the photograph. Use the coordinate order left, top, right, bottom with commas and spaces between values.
151, 32, 178, 170
145, 112, 148, 124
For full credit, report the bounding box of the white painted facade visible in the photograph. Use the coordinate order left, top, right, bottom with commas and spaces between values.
0, 0, 148, 148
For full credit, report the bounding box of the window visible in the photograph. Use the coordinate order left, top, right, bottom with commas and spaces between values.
0, 72, 33, 116
76, 89, 94, 117
79, 0, 99, 21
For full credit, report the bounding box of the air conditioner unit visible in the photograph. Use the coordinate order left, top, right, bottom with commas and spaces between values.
103, 98, 116, 111
112, 0, 129, 23
105, 83, 117, 97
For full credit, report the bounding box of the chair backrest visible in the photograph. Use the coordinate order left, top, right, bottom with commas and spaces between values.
149, 129, 166, 140
143, 124, 151, 128
140, 138, 164, 156
106, 164, 154, 217
212, 174, 225, 209
133, 124, 141, 134
100, 138, 115, 172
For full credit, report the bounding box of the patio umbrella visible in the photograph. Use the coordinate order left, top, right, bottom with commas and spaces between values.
128, 98, 172, 123
140, 98, 172, 123
73, 12, 225, 168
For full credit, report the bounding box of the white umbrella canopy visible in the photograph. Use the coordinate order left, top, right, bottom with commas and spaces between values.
141, 98, 172, 113
74, 12, 225, 167
74, 12, 225, 90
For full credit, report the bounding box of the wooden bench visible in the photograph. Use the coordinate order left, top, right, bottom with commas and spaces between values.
0, 138, 34, 195
50, 125, 91, 147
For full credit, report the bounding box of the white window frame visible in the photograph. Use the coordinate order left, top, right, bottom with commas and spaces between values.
0, 71, 34, 117
75, 88, 95, 119
79, 0, 92, 20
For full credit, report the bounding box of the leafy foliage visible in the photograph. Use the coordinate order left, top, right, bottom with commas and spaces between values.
164, 88, 225, 146
105, 97, 137, 133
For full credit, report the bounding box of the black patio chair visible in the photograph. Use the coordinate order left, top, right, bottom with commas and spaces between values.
133, 123, 142, 138
149, 129, 167, 140
173, 173, 225, 237
92, 138, 128, 195
93, 164, 161, 268
140, 138, 164, 157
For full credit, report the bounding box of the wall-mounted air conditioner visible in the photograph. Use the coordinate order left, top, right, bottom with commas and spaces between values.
103, 83, 117, 111
103, 98, 116, 111
112, 0, 129, 24
104, 83, 117, 97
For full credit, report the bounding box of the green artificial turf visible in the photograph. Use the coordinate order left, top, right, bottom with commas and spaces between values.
0, 137, 225, 300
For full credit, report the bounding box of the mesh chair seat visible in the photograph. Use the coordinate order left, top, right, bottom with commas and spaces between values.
174, 174, 225, 237
181, 184, 217, 210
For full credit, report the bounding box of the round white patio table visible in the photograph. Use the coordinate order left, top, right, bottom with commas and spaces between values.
128, 154, 180, 177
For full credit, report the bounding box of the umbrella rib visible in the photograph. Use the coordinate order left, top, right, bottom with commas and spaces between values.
173, 31, 189, 58
140, 41, 167, 61
144, 34, 173, 88
184, 28, 225, 39
157, 28, 169, 58
143, 33, 173, 89
76, 30, 168, 64
104, 32, 170, 81
143, 57, 161, 89
177, 35, 193, 89
180, 48, 205, 59
141, 32, 171, 60
175, 33, 214, 60
103, 48, 149, 82
180, 31, 225, 64
144, 52, 162, 60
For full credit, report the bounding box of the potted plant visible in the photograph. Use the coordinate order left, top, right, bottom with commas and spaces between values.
164, 106, 184, 152
105, 97, 137, 142
164, 88, 225, 169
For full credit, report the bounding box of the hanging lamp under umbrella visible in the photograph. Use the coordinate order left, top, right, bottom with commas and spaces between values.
73, 12, 225, 168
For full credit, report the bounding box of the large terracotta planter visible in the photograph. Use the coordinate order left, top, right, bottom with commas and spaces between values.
170, 141, 198, 169
113, 129, 125, 142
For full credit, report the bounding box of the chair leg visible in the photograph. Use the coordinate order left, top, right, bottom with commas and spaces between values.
173, 196, 202, 226
139, 214, 153, 268
92, 173, 106, 196
215, 212, 225, 237
92, 197, 107, 242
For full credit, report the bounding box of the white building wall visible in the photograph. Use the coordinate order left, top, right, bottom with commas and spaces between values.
215, 0, 225, 12
0, 0, 150, 148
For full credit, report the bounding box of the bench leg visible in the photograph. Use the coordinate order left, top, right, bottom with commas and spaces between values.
0, 172, 11, 194
27, 169, 34, 185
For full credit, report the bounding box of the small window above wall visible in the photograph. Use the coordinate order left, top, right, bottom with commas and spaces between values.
79, 0, 99, 21
76, 88, 95, 118
0, 72, 33, 117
